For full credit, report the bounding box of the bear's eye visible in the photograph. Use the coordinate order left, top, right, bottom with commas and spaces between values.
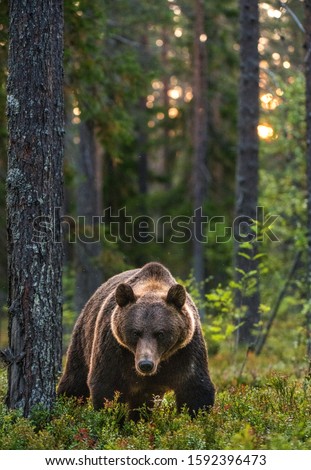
132, 330, 141, 339
154, 331, 165, 339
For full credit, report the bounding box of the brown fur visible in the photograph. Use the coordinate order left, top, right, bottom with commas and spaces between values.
58, 262, 215, 419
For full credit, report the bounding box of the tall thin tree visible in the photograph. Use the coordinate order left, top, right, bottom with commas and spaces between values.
137, 35, 149, 199
74, 120, 103, 313
234, 0, 260, 345
192, 0, 208, 304
305, 0, 311, 367
5, 1, 64, 416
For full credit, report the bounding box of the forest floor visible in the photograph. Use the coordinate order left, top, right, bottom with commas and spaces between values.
0, 314, 311, 450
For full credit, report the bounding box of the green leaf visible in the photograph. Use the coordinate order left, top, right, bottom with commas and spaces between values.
229, 280, 242, 289
253, 253, 266, 260
239, 242, 253, 250
235, 268, 246, 276
238, 252, 251, 260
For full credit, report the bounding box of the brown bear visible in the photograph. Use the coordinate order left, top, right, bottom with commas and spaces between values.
58, 262, 215, 419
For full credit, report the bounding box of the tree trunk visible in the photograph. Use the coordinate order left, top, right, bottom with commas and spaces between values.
162, 27, 172, 190
192, 0, 208, 306
305, 0, 311, 365
137, 34, 149, 198
74, 120, 103, 313
137, 101, 148, 197
234, 0, 260, 345
6, 1, 64, 415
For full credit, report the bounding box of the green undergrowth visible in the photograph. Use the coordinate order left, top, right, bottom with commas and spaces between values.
1, 307, 311, 450
0, 369, 311, 450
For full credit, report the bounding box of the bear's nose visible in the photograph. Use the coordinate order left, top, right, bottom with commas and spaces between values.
138, 360, 154, 373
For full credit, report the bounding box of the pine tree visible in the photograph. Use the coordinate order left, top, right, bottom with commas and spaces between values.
74, 120, 103, 312
234, 0, 260, 345
5, 0, 64, 416
192, 0, 208, 302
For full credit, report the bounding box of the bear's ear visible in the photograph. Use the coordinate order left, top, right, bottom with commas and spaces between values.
115, 283, 136, 307
166, 284, 186, 309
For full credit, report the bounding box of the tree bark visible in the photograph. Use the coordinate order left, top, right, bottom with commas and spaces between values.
234, 0, 260, 345
305, 0, 311, 365
6, 0, 64, 416
74, 120, 103, 313
192, 0, 208, 306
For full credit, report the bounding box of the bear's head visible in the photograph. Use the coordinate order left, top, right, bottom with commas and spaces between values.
111, 283, 195, 376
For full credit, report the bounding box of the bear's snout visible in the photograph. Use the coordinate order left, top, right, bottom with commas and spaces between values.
138, 359, 154, 374
136, 358, 157, 376
135, 337, 159, 376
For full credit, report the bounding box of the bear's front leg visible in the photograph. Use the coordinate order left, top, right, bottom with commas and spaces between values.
89, 384, 115, 410
127, 394, 158, 422
87, 331, 128, 410
175, 375, 215, 417
88, 373, 122, 410
57, 340, 90, 400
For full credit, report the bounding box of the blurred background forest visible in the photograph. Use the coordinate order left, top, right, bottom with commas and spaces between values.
0, 0, 310, 365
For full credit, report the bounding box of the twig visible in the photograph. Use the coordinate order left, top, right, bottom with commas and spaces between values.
238, 345, 255, 379
279, 1, 305, 34
255, 250, 303, 355
112, 34, 141, 48
306, 301, 311, 373
260, 66, 279, 89
0, 348, 25, 366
